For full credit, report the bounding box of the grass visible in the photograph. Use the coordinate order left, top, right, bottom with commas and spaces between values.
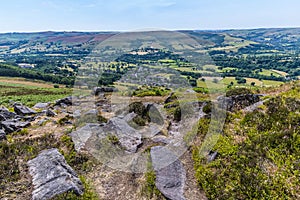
53, 175, 99, 200
197, 77, 226, 91
192, 83, 300, 199
220, 67, 238, 73
258, 69, 282, 77
271, 69, 288, 77
210, 36, 257, 52
0, 77, 63, 88
0, 78, 71, 107
262, 80, 284, 87
209, 76, 284, 88
141, 151, 165, 199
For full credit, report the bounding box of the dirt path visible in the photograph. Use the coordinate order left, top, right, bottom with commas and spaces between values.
87, 164, 147, 200
181, 151, 207, 200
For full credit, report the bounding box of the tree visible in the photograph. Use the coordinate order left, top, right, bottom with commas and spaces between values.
237, 78, 246, 84
213, 78, 219, 83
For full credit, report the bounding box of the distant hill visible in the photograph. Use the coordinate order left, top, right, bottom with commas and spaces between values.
0, 28, 300, 87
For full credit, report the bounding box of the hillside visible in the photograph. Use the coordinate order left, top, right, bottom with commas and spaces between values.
0, 28, 299, 200
1, 28, 299, 90
0, 75, 299, 199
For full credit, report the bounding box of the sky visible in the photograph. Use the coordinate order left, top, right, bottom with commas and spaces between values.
0, 0, 300, 32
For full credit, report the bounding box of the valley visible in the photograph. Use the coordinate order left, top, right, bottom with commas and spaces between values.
0, 28, 299, 200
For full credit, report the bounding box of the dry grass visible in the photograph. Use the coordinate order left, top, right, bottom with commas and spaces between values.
0, 77, 59, 88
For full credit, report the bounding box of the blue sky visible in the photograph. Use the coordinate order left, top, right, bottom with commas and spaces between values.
0, 0, 300, 32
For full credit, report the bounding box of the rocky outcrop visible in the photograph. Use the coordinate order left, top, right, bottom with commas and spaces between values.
243, 100, 265, 112
208, 151, 218, 162
0, 119, 31, 133
104, 116, 142, 153
55, 96, 73, 107
71, 113, 143, 153
46, 109, 57, 117
0, 129, 6, 140
93, 87, 116, 95
27, 148, 84, 200
33, 102, 49, 109
70, 123, 100, 151
37, 118, 50, 126
0, 106, 32, 134
0, 106, 16, 120
218, 94, 262, 112
151, 146, 186, 200
164, 92, 176, 104
14, 103, 37, 116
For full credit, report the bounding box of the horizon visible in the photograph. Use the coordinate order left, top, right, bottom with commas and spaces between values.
1, 26, 300, 34
1, 0, 300, 33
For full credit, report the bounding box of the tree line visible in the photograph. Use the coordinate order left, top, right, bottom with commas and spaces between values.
0, 64, 75, 86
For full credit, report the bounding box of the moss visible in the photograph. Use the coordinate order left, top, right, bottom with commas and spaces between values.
97, 114, 108, 123
133, 115, 147, 126
173, 107, 181, 121
107, 134, 119, 145
202, 101, 212, 114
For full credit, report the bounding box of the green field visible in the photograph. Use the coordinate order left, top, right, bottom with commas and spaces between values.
0, 77, 71, 107
197, 76, 284, 90
258, 69, 282, 77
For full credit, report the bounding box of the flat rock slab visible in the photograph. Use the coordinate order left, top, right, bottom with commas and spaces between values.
14, 104, 36, 116
106, 116, 142, 153
28, 148, 84, 200
0, 106, 16, 120
151, 146, 186, 200
70, 123, 101, 151
33, 102, 49, 109
55, 96, 73, 107
0, 120, 31, 133
70, 115, 142, 153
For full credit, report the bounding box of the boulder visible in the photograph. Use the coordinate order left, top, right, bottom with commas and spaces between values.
0, 114, 6, 121
151, 136, 170, 144
217, 94, 261, 112
27, 148, 84, 200
0, 120, 31, 133
0, 106, 16, 120
106, 117, 142, 153
46, 109, 57, 117
93, 87, 116, 95
71, 112, 143, 153
208, 151, 218, 162
0, 130, 6, 141
55, 96, 73, 107
14, 104, 36, 116
33, 102, 49, 109
164, 92, 176, 104
73, 109, 81, 118
151, 146, 186, 200
22, 115, 36, 122
70, 123, 100, 151
37, 118, 49, 126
